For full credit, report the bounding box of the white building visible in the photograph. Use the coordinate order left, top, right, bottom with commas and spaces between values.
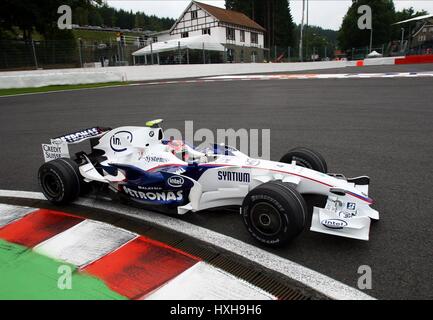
135, 1, 266, 63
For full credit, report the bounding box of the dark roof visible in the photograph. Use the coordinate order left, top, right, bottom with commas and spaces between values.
194, 1, 266, 32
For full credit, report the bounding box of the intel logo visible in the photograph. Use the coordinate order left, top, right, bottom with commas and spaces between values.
110, 131, 133, 152
168, 176, 184, 188
322, 219, 348, 230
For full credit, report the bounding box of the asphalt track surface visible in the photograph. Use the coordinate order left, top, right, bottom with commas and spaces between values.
1, 64, 433, 299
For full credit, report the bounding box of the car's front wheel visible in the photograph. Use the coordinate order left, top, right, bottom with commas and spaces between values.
38, 158, 81, 205
242, 181, 307, 247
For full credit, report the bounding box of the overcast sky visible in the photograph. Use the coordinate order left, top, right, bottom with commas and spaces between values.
107, 0, 433, 30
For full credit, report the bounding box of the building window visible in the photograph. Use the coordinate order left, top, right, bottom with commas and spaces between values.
251, 32, 258, 44
240, 30, 245, 42
202, 28, 211, 35
191, 10, 198, 20
226, 27, 235, 41
181, 32, 189, 38
152, 37, 158, 43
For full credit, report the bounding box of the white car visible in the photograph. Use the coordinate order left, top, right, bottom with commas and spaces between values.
39, 120, 379, 246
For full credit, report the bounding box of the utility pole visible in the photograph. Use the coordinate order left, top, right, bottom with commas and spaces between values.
299, 0, 305, 62
31, 40, 38, 69
306, 0, 309, 61
400, 28, 405, 52
77, 38, 83, 68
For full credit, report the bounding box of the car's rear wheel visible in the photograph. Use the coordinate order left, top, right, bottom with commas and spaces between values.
242, 181, 307, 247
280, 147, 328, 173
38, 158, 81, 204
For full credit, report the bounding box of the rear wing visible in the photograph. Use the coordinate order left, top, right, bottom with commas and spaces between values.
42, 127, 111, 162
51, 127, 111, 144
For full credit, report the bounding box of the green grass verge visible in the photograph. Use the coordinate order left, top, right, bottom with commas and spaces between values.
0, 239, 127, 300
0, 82, 128, 96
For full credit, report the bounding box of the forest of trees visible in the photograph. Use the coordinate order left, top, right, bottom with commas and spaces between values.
74, 4, 175, 31
0, 0, 175, 41
1, 0, 430, 52
338, 0, 429, 51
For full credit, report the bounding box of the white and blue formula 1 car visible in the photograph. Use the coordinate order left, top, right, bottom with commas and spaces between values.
38, 120, 379, 246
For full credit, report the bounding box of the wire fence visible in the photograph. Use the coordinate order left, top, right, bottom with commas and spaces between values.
1, 39, 432, 71
0, 39, 143, 71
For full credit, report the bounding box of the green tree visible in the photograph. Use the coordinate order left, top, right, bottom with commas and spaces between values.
0, 0, 101, 40
338, 0, 396, 51
225, 0, 295, 49
74, 7, 89, 26
99, 5, 117, 27
88, 10, 103, 27
135, 12, 146, 28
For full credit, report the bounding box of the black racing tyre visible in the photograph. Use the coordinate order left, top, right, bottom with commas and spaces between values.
38, 158, 81, 204
279, 147, 328, 173
242, 181, 307, 247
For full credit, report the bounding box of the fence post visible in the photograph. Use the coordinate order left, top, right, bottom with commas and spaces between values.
178, 41, 181, 64
202, 42, 205, 64
78, 38, 83, 68
31, 40, 38, 69
150, 42, 154, 65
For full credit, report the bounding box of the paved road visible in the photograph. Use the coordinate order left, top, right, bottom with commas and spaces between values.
1, 64, 433, 299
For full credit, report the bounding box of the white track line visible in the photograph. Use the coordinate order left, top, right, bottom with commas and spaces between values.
203, 71, 433, 81
144, 261, 274, 300
0, 203, 37, 227
0, 190, 375, 300
34, 219, 137, 268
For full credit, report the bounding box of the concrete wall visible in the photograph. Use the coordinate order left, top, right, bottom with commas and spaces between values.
0, 61, 351, 89
0, 56, 412, 89
0, 69, 126, 89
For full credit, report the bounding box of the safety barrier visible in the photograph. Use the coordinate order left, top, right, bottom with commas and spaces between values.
1, 55, 433, 89
395, 54, 433, 65
0, 61, 347, 89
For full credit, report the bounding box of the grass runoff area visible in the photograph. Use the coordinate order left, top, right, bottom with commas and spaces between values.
0, 82, 128, 97
0, 239, 126, 299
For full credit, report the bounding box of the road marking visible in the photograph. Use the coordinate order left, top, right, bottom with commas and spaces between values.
144, 261, 274, 300
0, 190, 375, 300
83, 236, 199, 299
203, 71, 433, 81
34, 220, 137, 268
0, 204, 37, 227
0, 209, 83, 247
